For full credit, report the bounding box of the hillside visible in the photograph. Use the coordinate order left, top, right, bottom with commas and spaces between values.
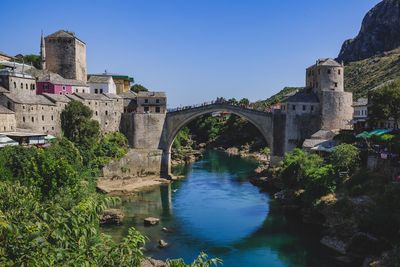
344, 48, 400, 99
253, 87, 300, 108
337, 0, 400, 63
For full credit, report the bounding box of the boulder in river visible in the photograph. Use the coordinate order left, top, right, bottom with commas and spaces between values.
144, 217, 160, 226
100, 209, 124, 225
158, 239, 168, 248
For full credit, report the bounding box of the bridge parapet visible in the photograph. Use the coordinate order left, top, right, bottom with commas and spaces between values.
167, 102, 274, 116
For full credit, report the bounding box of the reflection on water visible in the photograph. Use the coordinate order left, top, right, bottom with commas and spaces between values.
102, 150, 339, 267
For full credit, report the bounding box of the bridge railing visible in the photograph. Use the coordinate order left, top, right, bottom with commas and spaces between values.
167, 100, 276, 114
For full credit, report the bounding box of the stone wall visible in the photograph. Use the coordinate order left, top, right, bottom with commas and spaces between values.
0, 75, 36, 95
0, 112, 16, 132
321, 91, 353, 130
75, 40, 87, 82
120, 113, 166, 149
100, 149, 163, 178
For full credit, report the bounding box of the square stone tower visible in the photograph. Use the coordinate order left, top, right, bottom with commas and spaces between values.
44, 30, 87, 82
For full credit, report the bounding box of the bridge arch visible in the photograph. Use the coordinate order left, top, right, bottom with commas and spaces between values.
159, 103, 284, 174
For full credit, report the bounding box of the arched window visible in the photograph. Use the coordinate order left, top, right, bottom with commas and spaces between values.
105, 110, 108, 115
20, 83, 23, 89
42, 115, 44, 121
26, 84, 28, 89
51, 115, 54, 120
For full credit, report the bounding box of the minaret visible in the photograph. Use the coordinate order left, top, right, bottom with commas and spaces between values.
40, 31, 46, 70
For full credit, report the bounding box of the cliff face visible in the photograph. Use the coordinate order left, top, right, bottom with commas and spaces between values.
337, 0, 400, 63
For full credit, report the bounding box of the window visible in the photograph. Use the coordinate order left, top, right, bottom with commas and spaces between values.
20, 83, 23, 89
51, 115, 54, 120
42, 115, 44, 121
23, 116, 25, 122
156, 107, 161, 113
26, 84, 28, 89
327, 69, 331, 74
23, 105, 25, 109
292, 105, 296, 111
311, 105, 314, 111
302, 105, 306, 111
95, 111, 98, 116
338, 69, 341, 75
334, 82, 338, 87
82, 89, 85, 93
144, 106, 149, 112
318, 69, 320, 75
144, 99, 149, 103
95, 89, 98, 94
156, 99, 160, 104
31, 117, 34, 122
75, 88, 78, 93
43, 127, 45, 130
100, 89, 103, 94
7, 101, 11, 110
13, 82, 16, 88
52, 127, 54, 130
62, 86, 66, 91
105, 102, 108, 106
44, 84, 49, 91
105, 110, 108, 115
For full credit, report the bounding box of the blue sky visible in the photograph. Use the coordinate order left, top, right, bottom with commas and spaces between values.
2, 0, 379, 107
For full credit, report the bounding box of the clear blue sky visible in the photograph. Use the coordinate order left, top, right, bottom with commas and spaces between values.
2, 0, 380, 107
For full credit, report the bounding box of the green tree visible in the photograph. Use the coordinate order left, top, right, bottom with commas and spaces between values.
369, 79, 400, 128
329, 144, 359, 175
239, 98, 250, 106
227, 98, 238, 105
15, 54, 41, 69
61, 101, 100, 160
131, 84, 149, 93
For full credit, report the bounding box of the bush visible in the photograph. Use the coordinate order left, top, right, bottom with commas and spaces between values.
329, 144, 360, 176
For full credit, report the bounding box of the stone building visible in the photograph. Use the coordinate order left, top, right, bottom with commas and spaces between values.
0, 94, 60, 135
37, 72, 89, 95
87, 75, 117, 94
0, 69, 36, 95
119, 91, 137, 113
0, 105, 16, 132
0, 52, 14, 62
112, 75, 133, 94
136, 91, 166, 114
66, 93, 123, 133
282, 58, 353, 151
352, 97, 368, 131
44, 30, 87, 83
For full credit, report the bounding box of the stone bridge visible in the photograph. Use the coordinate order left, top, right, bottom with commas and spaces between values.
158, 103, 287, 174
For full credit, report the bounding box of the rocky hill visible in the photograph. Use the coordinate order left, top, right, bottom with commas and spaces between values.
344, 48, 400, 98
337, 0, 400, 63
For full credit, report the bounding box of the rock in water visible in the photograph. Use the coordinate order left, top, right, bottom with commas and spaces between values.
158, 239, 168, 248
337, 0, 400, 63
144, 217, 160, 226
100, 209, 124, 225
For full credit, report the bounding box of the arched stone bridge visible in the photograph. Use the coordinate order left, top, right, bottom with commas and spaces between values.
159, 103, 287, 174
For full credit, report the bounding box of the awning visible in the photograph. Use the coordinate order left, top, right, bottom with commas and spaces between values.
0, 135, 18, 147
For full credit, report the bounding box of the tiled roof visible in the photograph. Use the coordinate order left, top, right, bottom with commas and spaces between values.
137, 91, 166, 98
38, 72, 87, 86
4, 93, 56, 106
0, 105, 14, 114
118, 91, 137, 99
88, 75, 111, 84
316, 58, 342, 67
103, 93, 121, 99
73, 93, 111, 101
283, 91, 319, 103
43, 93, 71, 103
0, 86, 9, 93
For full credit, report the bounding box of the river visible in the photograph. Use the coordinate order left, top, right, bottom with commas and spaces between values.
102, 150, 339, 267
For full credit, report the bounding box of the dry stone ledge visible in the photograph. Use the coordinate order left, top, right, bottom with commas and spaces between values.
144, 217, 160, 226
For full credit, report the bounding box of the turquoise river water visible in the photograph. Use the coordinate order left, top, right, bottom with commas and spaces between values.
102, 150, 341, 267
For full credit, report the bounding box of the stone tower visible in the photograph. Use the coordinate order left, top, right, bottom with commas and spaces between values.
306, 58, 353, 130
40, 31, 46, 70
44, 30, 87, 82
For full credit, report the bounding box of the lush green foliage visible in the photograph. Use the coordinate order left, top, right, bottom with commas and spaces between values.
15, 54, 41, 69
130, 84, 149, 93
173, 127, 191, 150
91, 132, 129, 169
167, 252, 222, 267
61, 101, 100, 160
368, 79, 400, 127
279, 146, 361, 206
329, 144, 360, 175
